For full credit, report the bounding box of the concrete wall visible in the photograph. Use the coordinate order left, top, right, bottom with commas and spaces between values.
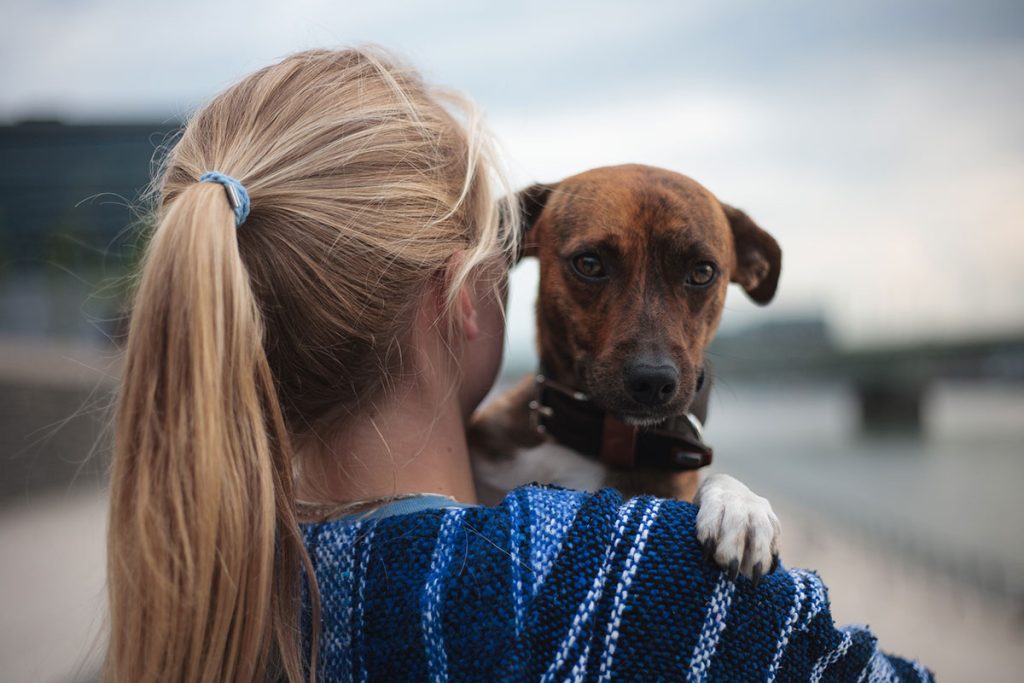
0, 338, 119, 505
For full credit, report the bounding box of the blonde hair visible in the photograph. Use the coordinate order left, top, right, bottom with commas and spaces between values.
106, 47, 517, 682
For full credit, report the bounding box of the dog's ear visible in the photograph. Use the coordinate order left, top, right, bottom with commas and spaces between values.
512, 183, 557, 260
721, 203, 782, 305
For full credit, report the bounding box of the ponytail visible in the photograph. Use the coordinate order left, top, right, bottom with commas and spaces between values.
106, 181, 317, 681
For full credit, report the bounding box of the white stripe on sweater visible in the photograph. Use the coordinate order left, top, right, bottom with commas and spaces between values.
794, 569, 826, 628
422, 509, 466, 683
858, 648, 899, 683
590, 499, 664, 683
507, 494, 526, 637
527, 489, 585, 595
353, 521, 378, 683
541, 498, 639, 683
686, 575, 737, 683
317, 523, 358, 683
766, 571, 807, 682
857, 651, 874, 683
867, 648, 900, 683
809, 627, 857, 682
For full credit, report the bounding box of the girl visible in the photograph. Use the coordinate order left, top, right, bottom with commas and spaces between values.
107, 47, 931, 682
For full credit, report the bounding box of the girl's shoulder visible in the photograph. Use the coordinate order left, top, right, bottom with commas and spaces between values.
300, 486, 932, 682
300, 484, 696, 576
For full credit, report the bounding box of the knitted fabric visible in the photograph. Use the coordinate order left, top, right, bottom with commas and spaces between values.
301, 485, 933, 682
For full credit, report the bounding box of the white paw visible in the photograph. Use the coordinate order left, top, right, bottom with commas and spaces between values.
694, 473, 781, 584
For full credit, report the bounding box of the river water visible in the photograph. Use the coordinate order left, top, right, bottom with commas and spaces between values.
703, 379, 1024, 604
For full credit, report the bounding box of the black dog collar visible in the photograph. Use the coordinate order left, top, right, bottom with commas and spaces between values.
528, 370, 714, 471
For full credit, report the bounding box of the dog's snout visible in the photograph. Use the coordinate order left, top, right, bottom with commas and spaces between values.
624, 363, 679, 407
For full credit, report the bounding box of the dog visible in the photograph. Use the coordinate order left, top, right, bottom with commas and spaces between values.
470, 164, 783, 581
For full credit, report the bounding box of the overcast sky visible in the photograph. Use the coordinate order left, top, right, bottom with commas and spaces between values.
2, 0, 1023, 348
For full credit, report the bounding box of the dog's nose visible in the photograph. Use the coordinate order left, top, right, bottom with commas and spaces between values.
624, 363, 679, 407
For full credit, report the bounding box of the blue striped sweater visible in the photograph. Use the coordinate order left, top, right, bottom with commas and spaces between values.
301, 485, 933, 682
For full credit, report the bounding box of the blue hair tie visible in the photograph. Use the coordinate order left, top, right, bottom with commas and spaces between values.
199, 171, 251, 227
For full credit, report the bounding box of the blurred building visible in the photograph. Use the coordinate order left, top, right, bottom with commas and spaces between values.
0, 121, 176, 503
0, 120, 180, 342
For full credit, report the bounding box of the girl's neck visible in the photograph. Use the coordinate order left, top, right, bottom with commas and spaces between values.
294, 379, 479, 507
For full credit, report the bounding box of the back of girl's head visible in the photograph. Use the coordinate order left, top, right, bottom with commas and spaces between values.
164, 47, 509, 428
107, 47, 515, 682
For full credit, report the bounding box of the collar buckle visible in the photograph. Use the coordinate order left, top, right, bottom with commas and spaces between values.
530, 373, 589, 435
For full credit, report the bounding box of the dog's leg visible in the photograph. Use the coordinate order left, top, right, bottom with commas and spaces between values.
468, 375, 542, 458
605, 469, 700, 501
693, 473, 781, 583
468, 375, 545, 503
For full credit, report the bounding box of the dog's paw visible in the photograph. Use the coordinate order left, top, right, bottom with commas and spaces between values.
694, 473, 781, 585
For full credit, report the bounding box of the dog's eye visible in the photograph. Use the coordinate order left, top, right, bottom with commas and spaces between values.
571, 253, 607, 280
687, 262, 717, 287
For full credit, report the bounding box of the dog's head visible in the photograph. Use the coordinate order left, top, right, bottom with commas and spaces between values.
517, 164, 781, 425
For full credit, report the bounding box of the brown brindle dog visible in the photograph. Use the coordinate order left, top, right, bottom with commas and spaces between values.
471, 164, 784, 580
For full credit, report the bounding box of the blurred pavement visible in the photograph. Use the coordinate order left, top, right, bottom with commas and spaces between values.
0, 486, 105, 683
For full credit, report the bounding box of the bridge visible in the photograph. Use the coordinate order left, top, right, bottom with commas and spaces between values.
708, 320, 1024, 433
